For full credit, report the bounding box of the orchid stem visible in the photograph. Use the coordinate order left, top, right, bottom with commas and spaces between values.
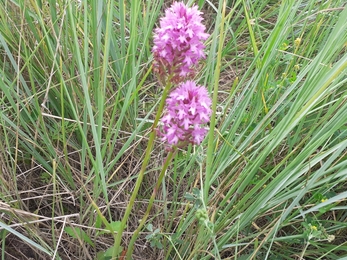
126, 149, 176, 259
112, 75, 173, 258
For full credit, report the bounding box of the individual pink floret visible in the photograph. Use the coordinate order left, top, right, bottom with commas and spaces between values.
152, 2, 209, 80
158, 81, 212, 146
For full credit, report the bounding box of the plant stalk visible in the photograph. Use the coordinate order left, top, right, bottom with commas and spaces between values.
112, 75, 173, 258
126, 149, 176, 258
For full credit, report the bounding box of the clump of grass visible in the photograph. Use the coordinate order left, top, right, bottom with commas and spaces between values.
1, 0, 347, 259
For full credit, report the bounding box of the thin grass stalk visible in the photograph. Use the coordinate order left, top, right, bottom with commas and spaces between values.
98, 0, 115, 168
126, 149, 176, 258
204, 0, 226, 201
0, 221, 52, 256
66, 1, 108, 201
92, 0, 115, 219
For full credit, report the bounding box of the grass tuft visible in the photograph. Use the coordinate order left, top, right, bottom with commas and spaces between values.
0, 0, 347, 259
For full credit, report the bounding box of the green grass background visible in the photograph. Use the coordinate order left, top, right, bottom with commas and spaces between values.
0, 0, 347, 259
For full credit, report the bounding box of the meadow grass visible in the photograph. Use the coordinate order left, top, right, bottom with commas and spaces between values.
0, 0, 347, 259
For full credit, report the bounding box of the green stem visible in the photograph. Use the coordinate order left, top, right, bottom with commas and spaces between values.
126, 150, 176, 259
112, 76, 173, 258
204, 0, 226, 202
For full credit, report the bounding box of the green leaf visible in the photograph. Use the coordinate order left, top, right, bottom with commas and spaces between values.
99, 221, 122, 236
64, 227, 94, 247
96, 246, 123, 260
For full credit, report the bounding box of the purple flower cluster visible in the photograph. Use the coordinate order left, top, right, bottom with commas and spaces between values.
152, 2, 209, 80
153, 2, 212, 148
158, 81, 211, 146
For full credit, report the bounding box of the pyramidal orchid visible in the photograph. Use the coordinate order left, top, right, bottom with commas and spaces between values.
116, 3, 212, 257
152, 2, 209, 82
158, 80, 212, 147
